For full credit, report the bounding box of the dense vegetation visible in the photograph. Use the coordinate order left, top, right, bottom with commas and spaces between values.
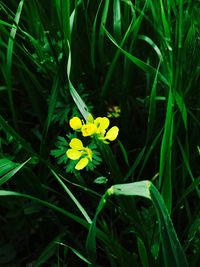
0, 0, 200, 266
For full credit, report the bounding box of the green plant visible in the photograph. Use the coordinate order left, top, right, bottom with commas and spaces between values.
0, 0, 199, 266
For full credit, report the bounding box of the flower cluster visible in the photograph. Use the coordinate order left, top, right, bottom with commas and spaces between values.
66, 138, 92, 170
66, 114, 119, 170
69, 115, 119, 143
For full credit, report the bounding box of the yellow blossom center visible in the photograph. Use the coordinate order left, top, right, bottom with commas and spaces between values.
81, 123, 97, 137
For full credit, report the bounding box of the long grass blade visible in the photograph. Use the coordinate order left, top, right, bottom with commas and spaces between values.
6, 0, 24, 128
67, 42, 90, 121
87, 181, 188, 267
159, 90, 174, 212
0, 158, 31, 186
104, 28, 169, 86
51, 169, 92, 224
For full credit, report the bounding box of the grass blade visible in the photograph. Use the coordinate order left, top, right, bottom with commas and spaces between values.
104, 28, 169, 87
113, 0, 122, 41
67, 42, 90, 120
159, 90, 174, 212
0, 158, 31, 186
87, 180, 188, 266
51, 169, 92, 224
6, 0, 24, 128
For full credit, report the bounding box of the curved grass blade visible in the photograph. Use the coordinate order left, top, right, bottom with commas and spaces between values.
87, 181, 188, 267
51, 169, 92, 224
104, 28, 169, 87
56, 242, 92, 265
0, 158, 31, 186
0, 190, 87, 226
150, 183, 188, 267
101, 2, 147, 97
138, 35, 162, 61
0, 189, 123, 260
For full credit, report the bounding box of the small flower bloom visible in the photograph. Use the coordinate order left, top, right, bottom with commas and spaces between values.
66, 138, 92, 170
94, 117, 110, 133
93, 117, 119, 142
81, 123, 97, 137
69, 117, 82, 130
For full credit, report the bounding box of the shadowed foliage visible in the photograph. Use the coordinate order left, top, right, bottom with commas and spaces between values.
0, 0, 200, 266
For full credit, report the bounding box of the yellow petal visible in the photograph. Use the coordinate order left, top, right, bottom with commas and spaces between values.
105, 126, 119, 141
81, 123, 97, 137
69, 117, 82, 130
66, 149, 82, 160
75, 157, 89, 170
69, 138, 83, 150
95, 117, 110, 131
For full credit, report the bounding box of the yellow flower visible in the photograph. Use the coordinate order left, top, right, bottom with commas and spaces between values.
69, 117, 82, 130
81, 123, 97, 137
66, 138, 92, 170
94, 117, 110, 133
93, 116, 119, 142
69, 114, 119, 143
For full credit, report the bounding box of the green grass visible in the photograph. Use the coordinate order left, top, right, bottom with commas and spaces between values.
0, 0, 200, 266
